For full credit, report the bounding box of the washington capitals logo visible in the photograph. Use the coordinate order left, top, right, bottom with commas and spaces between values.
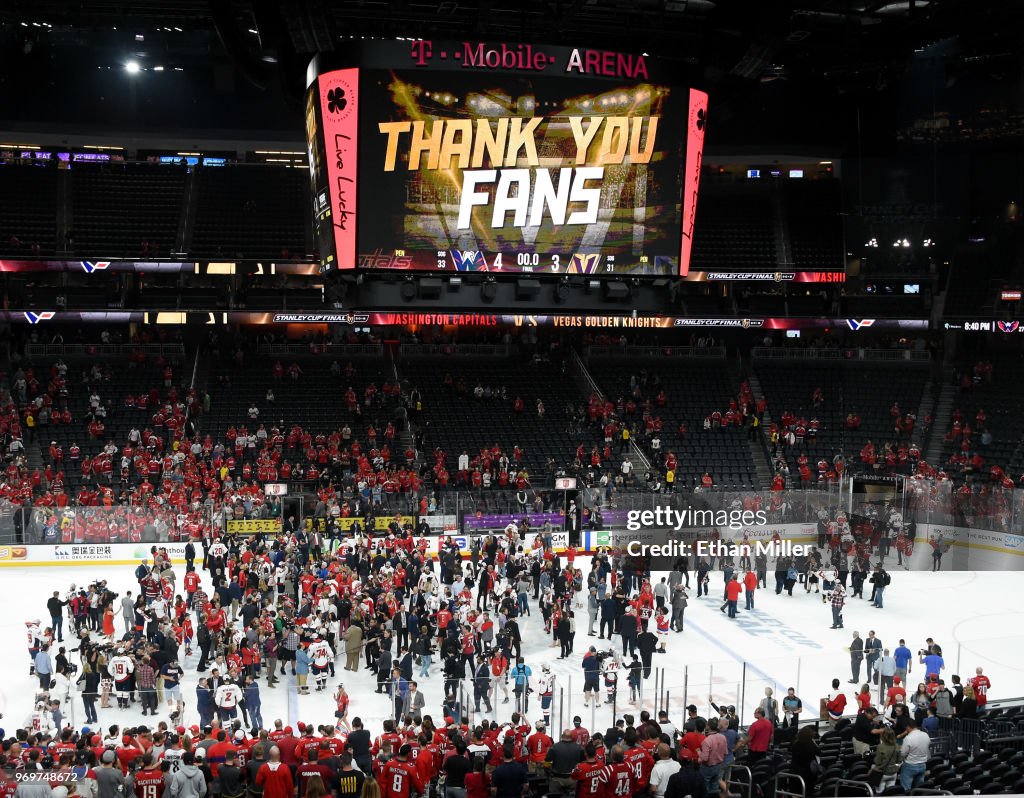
81, 261, 111, 274
997, 320, 1020, 333
24, 311, 55, 324
846, 319, 875, 331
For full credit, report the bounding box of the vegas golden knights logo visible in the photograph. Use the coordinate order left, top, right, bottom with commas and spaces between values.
567, 253, 601, 274
741, 319, 751, 328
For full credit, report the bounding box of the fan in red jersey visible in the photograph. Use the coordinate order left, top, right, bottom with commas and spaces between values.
379, 745, 423, 798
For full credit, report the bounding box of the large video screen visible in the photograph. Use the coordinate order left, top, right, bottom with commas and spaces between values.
307, 42, 708, 277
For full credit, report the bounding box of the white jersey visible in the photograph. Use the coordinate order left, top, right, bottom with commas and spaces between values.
151, 598, 167, 620
108, 655, 135, 682
309, 640, 333, 667
26, 622, 41, 647
215, 683, 241, 708
161, 748, 185, 770
26, 710, 54, 735
538, 672, 555, 696
209, 542, 228, 559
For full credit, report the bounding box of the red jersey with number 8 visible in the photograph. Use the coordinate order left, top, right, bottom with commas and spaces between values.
379, 759, 422, 798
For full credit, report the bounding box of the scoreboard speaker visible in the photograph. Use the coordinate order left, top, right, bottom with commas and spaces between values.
515, 279, 541, 300
604, 281, 630, 300
418, 277, 443, 299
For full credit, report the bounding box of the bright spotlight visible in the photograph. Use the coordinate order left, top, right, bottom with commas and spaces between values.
125, 61, 141, 74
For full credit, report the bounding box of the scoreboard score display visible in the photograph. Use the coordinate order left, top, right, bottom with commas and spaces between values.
306, 40, 708, 278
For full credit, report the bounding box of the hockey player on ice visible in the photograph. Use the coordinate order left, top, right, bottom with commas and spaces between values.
538, 664, 555, 727
25, 701, 55, 736
108, 650, 135, 708
602, 657, 620, 705
309, 635, 335, 693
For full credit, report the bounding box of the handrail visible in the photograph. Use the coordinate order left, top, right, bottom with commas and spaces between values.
586, 345, 728, 360
771, 771, 807, 798
24, 342, 185, 357
751, 346, 930, 363
908, 790, 953, 796
723, 763, 753, 798
833, 779, 873, 796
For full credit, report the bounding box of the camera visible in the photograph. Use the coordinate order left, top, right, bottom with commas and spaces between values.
594, 649, 616, 663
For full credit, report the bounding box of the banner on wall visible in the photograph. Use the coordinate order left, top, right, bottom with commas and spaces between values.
226, 519, 283, 535
307, 515, 415, 533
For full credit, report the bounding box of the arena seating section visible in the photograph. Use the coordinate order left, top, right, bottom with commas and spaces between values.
690, 181, 777, 272
940, 356, 1024, 481
727, 705, 1024, 797
191, 165, 307, 259
70, 163, 186, 257
754, 360, 929, 475
0, 162, 308, 262
399, 356, 581, 482
589, 360, 759, 490
0, 164, 58, 256
784, 180, 845, 271
18, 347, 956, 497
198, 354, 398, 450
33, 353, 182, 495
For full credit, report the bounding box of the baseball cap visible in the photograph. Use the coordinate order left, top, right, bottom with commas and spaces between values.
686, 705, 698, 712
176, 726, 186, 735
122, 735, 133, 745
194, 748, 206, 759
190, 725, 200, 734
101, 750, 117, 764
90, 735, 101, 746
234, 730, 246, 742
444, 716, 455, 725
284, 726, 293, 734
202, 725, 213, 734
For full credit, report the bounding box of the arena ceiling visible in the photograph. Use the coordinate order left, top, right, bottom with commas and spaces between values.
2, 0, 1022, 146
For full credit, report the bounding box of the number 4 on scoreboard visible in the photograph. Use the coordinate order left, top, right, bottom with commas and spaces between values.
492, 253, 502, 270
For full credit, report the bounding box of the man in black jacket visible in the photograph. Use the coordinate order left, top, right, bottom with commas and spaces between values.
346, 718, 372, 773
600, 596, 616, 640
47, 591, 69, 642
636, 628, 659, 679
474, 659, 493, 713
618, 608, 638, 657
218, 749, 247, 798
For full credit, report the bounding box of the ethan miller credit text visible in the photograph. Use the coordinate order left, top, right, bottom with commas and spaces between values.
625, 540, 811, 558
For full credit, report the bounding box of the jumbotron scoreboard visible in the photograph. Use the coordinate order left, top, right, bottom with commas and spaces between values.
305, 40, 708, 278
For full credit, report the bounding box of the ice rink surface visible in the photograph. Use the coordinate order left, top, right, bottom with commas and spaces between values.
1, 562, 1021, 738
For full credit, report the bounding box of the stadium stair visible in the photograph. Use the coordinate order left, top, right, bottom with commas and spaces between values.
925, 378, 957, 464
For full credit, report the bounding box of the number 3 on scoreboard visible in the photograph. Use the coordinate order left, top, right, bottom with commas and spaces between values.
551, 254, 560, 272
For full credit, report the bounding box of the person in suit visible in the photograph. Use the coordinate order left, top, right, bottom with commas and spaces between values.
402, 680, 426, 719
